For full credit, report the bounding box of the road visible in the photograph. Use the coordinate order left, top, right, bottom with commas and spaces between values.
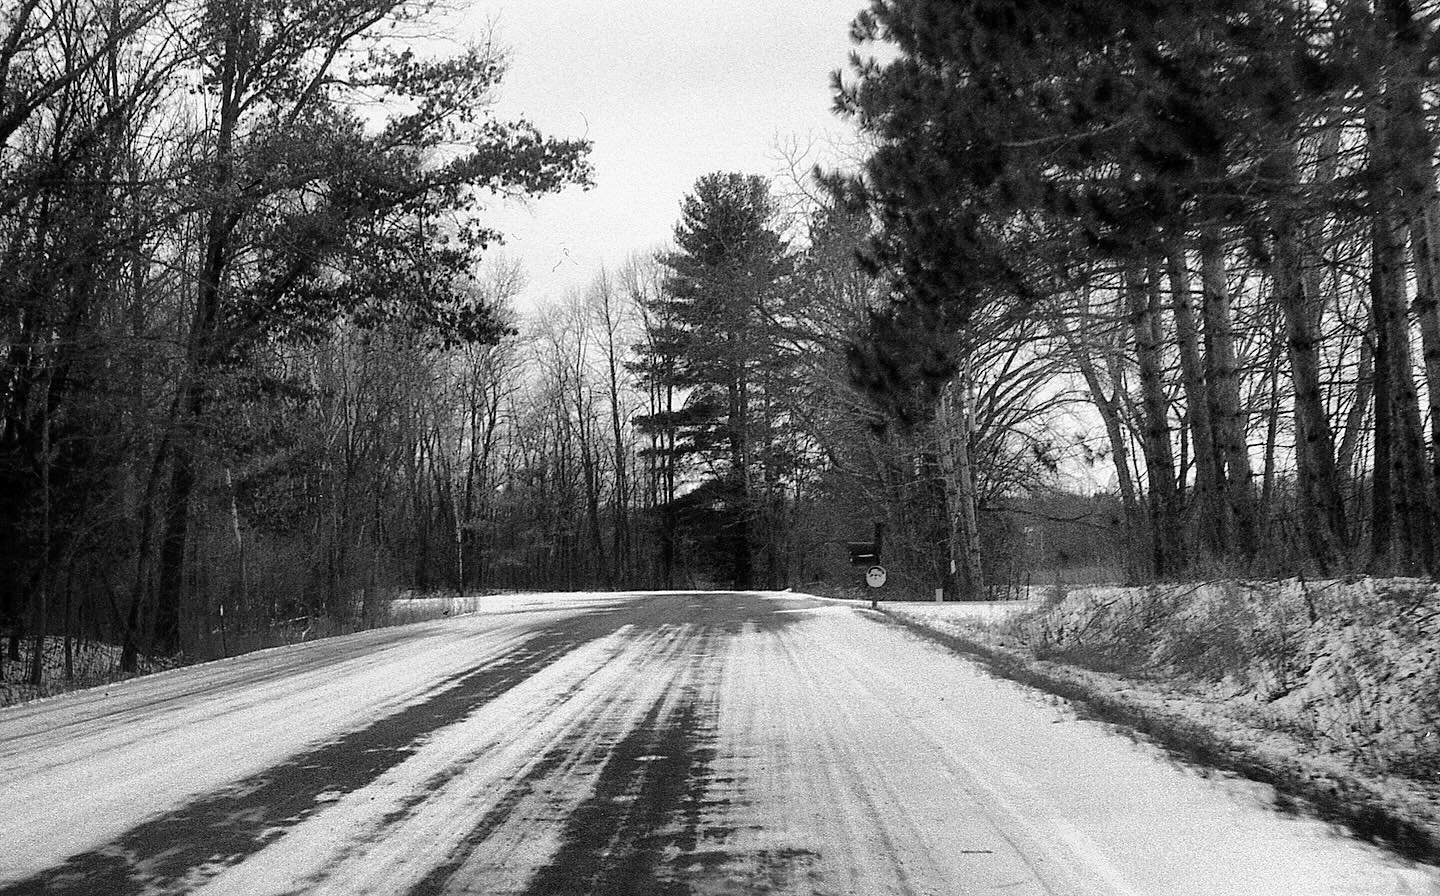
2, 591, 1436, 895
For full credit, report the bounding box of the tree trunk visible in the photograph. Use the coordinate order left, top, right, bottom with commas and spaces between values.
1125, 262, 1181, 577
1370, 205, 1435, 571
660, 379, 677, 588
1198, 229, 1256, 552
27, 380, 51, 687
918, 445, 956, 600
1411, 198, 1440, 506
1363, 35, 1438, 571
937, 379, 983, 600
1337, 337, 1375, 482
1371, 257, 1396, 564
1271, 209, 1349, 568
729, 373, 753, 590
1259, 348, 1282, 541
1165, 245, 1226, 556
154, 24, 242, 655
154, 381, 199, 656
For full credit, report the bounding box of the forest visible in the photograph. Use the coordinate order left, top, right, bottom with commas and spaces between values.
5, 0, 1440, 682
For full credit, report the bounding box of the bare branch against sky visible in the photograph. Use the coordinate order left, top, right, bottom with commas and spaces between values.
471, 1, 862, 308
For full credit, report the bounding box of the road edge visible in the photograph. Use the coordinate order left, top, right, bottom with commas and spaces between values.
875, 609, 1440, 867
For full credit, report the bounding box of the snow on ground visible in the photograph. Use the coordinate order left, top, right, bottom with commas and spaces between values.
881, 595, 1041, 624
0, 637, 177, 707
0, 610, 555, 875
193, 624, 659, 895
4, 589, 1438, 894
1006, 578, 1440, 775
885, 578, 1440, 858
0, 590, 618, 708
711, 603, 1440, 894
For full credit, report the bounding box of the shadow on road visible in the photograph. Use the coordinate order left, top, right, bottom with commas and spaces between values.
2, 592, 814, 896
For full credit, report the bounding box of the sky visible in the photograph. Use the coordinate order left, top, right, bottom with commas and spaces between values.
463, 0, 867, 309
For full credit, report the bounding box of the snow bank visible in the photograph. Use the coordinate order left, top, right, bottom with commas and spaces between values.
884, 578, 1440, 862
1007, 579, 1440, 777
0, 637, 175, 707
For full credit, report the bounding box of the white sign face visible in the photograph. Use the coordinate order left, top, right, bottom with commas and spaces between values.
865, 565, 887, 588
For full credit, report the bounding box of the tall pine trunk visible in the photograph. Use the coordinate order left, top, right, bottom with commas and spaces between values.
1198, 228, 1256, 554
1166, 245, 1226, 556
728, 374, 753, 590
1370, 203, 1434, 571
1371, 0, 1440, 572
939, 378, 982, 600
1411, 199, 1440, 510
1271, 205, 1348, 569
1125, 262, 1181, 577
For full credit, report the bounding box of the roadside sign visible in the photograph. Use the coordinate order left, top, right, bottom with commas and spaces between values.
865, 565, 887, 588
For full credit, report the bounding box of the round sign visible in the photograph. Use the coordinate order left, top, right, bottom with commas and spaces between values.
865, 565, 887, 588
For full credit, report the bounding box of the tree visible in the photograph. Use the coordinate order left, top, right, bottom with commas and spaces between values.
627, 252, 684, 586
143, 2, 590, 653
640, 173, 792, 589
828, 0, 1409, 581
0, 0, 592, 671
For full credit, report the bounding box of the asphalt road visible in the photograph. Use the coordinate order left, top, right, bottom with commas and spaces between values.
2, 591, 1436, 895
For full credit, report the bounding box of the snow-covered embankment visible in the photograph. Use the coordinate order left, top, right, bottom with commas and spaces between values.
883, 579, 1440, 863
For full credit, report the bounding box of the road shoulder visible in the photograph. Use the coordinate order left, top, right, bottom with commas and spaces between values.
876, 604, 1440, 867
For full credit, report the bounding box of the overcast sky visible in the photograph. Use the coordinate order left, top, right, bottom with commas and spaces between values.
468, 1, 865, 309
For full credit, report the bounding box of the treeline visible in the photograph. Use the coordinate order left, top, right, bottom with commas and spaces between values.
460, 174, 1076, 604
0, 0, 590, 677
15, 0, 1434, 679
832, 0, 1440, 584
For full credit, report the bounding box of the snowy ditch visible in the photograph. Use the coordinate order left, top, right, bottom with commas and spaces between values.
880, 579, 1440, 863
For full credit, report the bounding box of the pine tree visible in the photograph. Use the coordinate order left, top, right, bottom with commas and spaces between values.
831, 0, 1346, 577
637, 173, 791, 589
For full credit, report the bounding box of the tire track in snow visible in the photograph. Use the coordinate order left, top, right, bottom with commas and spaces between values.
715, 616, 930, 895
1, 626, 531, 788
420, 604, 826, 896
695, 608, 1144, 894
759, 610, 1440, 895
773, 619, 1098, 895
400, 624, 712, 896
512, 628, 726, 896
0, 624, 540, 879
804, 625, 1134, 895
0, 602, 660, 896
194, 609, 780, 895
186, 624, 680, 895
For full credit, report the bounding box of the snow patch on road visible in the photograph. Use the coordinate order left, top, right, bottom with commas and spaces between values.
0, 618, 540, 879
193, 625, 669, 895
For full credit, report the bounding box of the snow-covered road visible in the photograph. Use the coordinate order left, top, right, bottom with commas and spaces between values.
2, 591, 1436, 895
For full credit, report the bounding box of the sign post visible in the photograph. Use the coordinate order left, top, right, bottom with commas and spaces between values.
847, 522, 887, 609
865, 564, 886, 609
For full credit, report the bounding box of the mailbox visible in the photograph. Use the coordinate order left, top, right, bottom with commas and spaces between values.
846, 522, 886, 566
847, 542, 878, 566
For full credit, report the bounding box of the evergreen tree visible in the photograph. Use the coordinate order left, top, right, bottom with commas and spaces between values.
638, 173, 791, 588
830, 0, 1349, 578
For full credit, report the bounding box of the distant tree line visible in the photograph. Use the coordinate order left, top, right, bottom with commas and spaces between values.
475, 174, 1074, 605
